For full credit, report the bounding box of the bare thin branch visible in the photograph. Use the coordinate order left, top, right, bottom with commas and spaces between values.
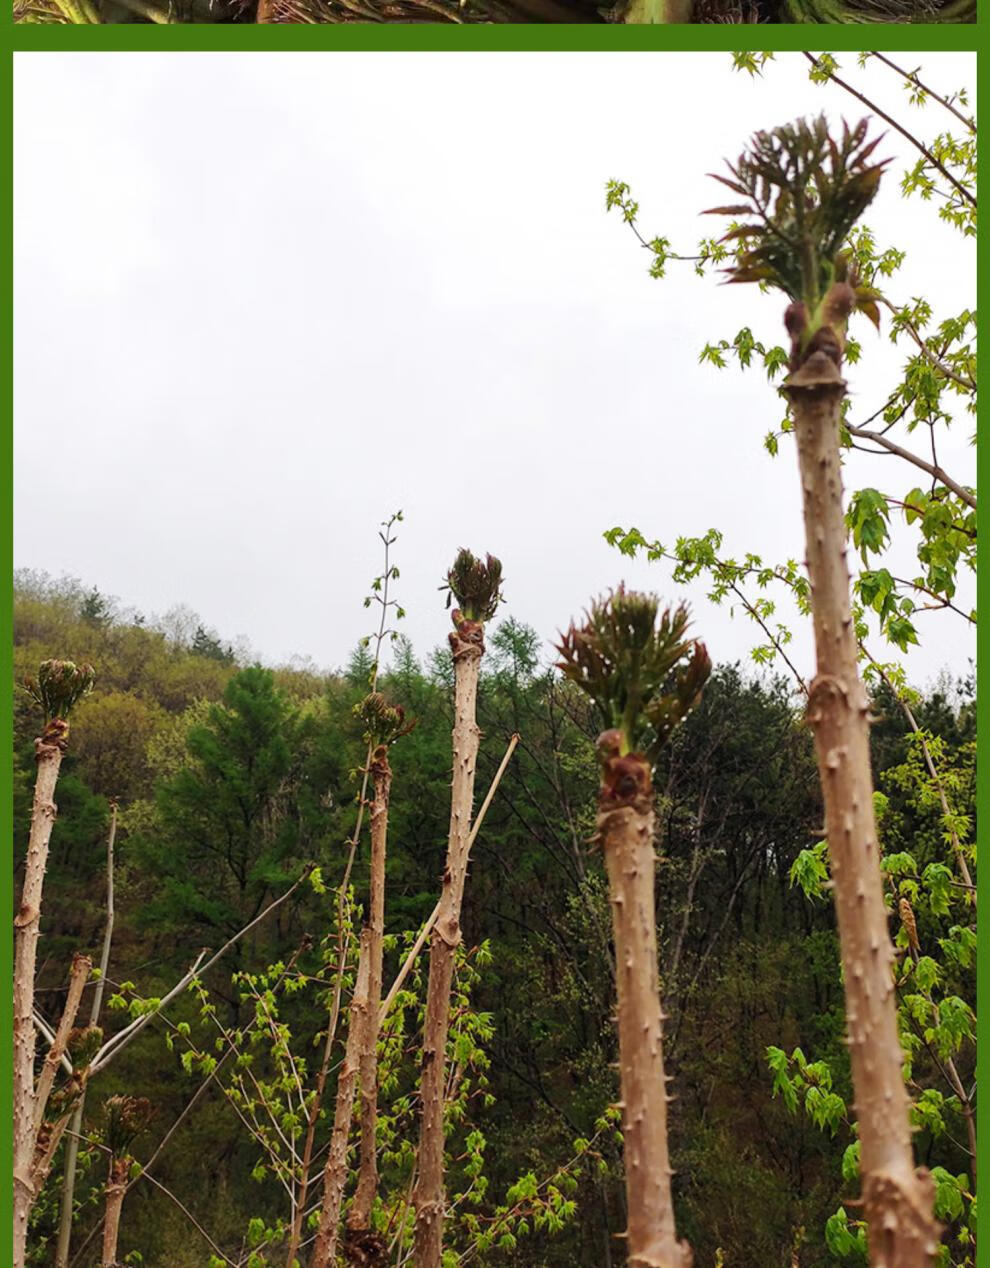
845, 423, 976, 509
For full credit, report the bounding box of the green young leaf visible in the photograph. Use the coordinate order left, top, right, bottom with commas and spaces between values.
841, 1140, 861, 1186
922, 863, 954, 918
766, 1046, 798, 1114
911, 1089, 946, 1138
913, 956, 940, 992
789, 843, 830, 901
930, 1166, 966, 1221
847, 489, 891, 562
825, 1206, 867, 1260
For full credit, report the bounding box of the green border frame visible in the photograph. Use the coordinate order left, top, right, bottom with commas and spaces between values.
1, 33, 983, 1267
6, 25, 983, 47
977, 42, 986, 1262
4, 42, 12, 1261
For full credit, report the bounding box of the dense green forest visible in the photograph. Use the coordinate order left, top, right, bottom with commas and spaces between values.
13, 565, 975, 1266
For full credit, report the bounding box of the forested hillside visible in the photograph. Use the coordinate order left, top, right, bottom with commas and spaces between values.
13, 567, 975, 1266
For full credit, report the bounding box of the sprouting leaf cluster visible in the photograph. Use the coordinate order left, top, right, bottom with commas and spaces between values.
705, 114, 889, 320
100, 1095, 156, 1160
66, 1025, 104, 1069
442, 549, 504, 624
23, 659, 96, 723
555, 587, 710, 759
354, 692, 416, 748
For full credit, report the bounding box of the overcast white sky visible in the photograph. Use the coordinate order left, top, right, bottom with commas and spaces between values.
14, 52, 976, 690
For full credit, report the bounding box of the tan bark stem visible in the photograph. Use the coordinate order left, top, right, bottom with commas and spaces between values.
13, 727, 67, 1268
28, 953, 92, 1215
785, 365, 939, 1263
412, 621, 484, 1268
599, 758, 691, 1268
34, 953, 91, 1139
33, 1011, 71, 1072
348, 750, 392, 1241
378, 732, 518, 1030
101, 1156, 130, 1268
311, 931, 373, 1268
32, 1105, 79, 1203
56, 802, 118, 1268
90, 802, 118, 1023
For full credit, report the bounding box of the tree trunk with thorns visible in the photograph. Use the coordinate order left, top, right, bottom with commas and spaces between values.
312, 936, 373, 1268
101, 1156, 130, 1268
784, 354, 939, 1264
56, 799, 119, 1268
13, 719, 69, 1268
347, 745, 392, 1254
412, 615, 485, 1268
597, 734, 692, 1268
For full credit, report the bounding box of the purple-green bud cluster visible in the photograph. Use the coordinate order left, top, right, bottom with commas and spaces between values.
704, 114, 887, 350
442, 549, 504, 624
556, 586, 710, 761
24, 659, 96, 722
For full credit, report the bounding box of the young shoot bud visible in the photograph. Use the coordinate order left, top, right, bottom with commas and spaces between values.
355, 692, 416, 748
101, 1095, 156, 1159
556, 587, 710, 761
703, 114, 889, 371
441, 549, 504, 624
23, 659, 96, 725
67, 1025, 105, 1069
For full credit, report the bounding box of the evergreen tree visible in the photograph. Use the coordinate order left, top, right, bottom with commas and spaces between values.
80, 588, 113, 628
190, 624, 235, 665
345, 642, 375, 686
135, 666, 302, 951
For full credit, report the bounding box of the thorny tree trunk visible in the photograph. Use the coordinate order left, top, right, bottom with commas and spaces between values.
101, 1155, 130, 1268
597, 736, 691, 1268
33, 953, 92, 1189
13, 720, 68, 1268
412, 618, 484, 1268
347, 748, 392, 1254
785, 357, 939, 1263
14, 953, 90, 1268
311, 933, 373, 1268
56, 800, 118, 1268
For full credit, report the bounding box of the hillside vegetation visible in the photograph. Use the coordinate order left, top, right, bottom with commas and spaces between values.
14, 568, 975, 1266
